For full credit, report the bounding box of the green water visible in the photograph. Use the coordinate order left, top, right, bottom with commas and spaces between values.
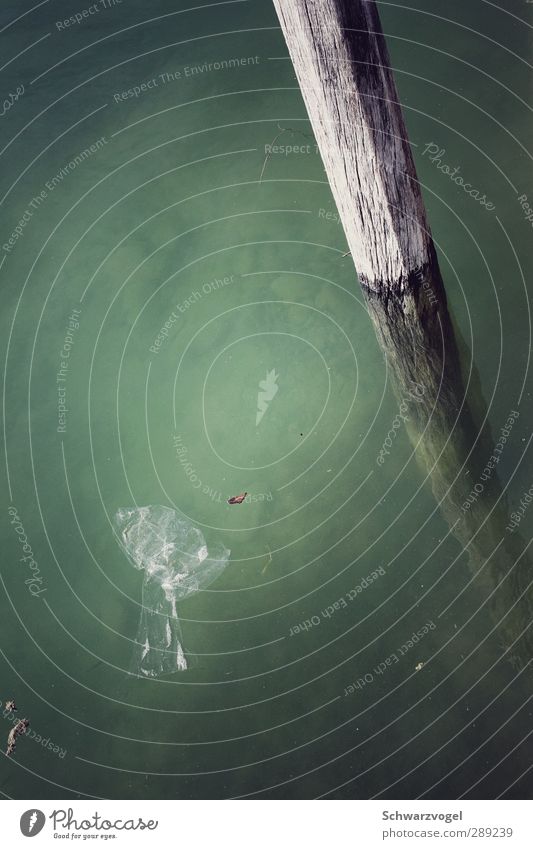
1, 0, 532, 799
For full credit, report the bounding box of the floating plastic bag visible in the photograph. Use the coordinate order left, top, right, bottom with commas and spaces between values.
115, 505, 230, 678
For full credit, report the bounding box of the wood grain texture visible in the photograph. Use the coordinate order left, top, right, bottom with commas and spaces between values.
272, 0, 434, 299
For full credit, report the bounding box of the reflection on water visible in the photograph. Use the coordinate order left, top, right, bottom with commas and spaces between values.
367, 271, 532, 671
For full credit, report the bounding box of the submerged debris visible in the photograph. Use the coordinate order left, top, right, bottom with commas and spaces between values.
261, 545, 273, 575
6, 718, 29, 757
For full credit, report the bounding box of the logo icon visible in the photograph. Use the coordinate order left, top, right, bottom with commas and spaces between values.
256, 369, 279, 425
20, 810, 46, 837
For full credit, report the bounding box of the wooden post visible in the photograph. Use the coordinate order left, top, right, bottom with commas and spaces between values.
272, 0, 435, 294
273, 0, 532, 664
272, 0, 463, 395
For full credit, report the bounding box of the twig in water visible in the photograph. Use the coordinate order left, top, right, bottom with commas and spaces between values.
261, 545, 273, 574
259, 124, 315, 183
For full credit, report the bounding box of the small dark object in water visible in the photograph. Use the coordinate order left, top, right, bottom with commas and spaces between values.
300, 433, 303, 436
228, 492, 247, 505
6, 718, 29, 757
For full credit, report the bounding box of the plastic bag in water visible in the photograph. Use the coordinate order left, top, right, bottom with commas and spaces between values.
115, 505, 230, 678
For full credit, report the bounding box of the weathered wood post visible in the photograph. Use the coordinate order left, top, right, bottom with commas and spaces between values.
272, 0, 460, 382
273, 0, 532, 663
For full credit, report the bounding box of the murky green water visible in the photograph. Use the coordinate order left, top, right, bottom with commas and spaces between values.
1, 0, 532, 799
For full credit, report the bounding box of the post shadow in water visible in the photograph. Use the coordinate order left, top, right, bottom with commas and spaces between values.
272, 0, 532, 668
